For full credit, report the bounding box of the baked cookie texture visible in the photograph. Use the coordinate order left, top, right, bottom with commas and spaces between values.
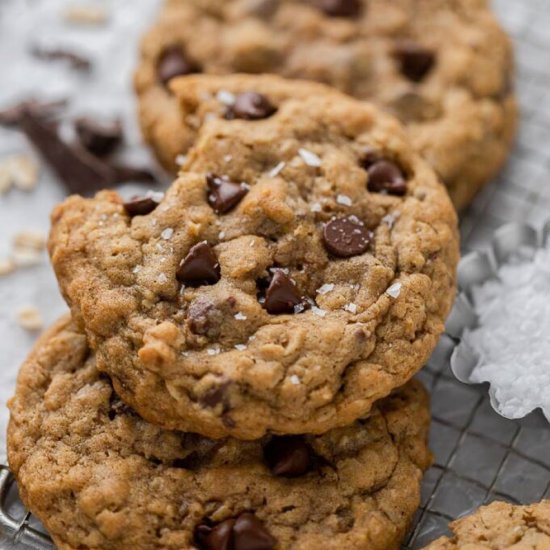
49, 75, 459, 439
135, 0, 518, 210
423, 501, 550, 549
8, 316, 432, 550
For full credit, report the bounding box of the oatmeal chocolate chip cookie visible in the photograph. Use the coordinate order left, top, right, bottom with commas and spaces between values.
49, 75, 458, 439
135, 0, 518, 210
8, 316, 433, 550
423, 501, 550, 549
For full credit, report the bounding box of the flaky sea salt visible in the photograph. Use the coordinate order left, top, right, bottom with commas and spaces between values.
386, 283, 402, 298
317, 283, 335, 295
298, 148, 322, 167
234, 312, 247, 321
310, 202, 322, 213
336, 194, 352, 207
311, 306, 327, 317
216, 90, 236, 106
290, 375, 301, 385
344, 303, 358, 314
235, 344, 247, 351
463, 244, 550, 420
161, 228, 174, 240
157, 273, 168, 284
175, 154, 187, 166
269, 161, 286, 178
207, 347, 221, 356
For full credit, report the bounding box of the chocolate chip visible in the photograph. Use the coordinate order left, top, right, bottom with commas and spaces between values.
195, 519, 235, 550
322, 216, 371, 258
200, 382, 230, 409
31, 45, 92, 71
264, 436, 312, 477
75, 117, 123, 157
19, 113, 157, 196
123, 196, 160, 217
393, 41, 436, 83
0, 98, 66, 127
263, 271, 303, 315
226, 92, 277, 120
366, 160, 407, 195
195, 514, 275, 550
233, 513, 276, 550
206, 173, 249, 214
157, 46, 200, 86
360, 146, 382, 169
177, 241, 221, 287
318, 0, 362, 17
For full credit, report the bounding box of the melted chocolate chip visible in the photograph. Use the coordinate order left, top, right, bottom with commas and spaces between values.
264, 436, 312, 477
200, 382, 230, 409
366, 160, 407, 195
177, 241, 221, 287
318, 0, 362, 17
233, 513, 276, 550
123, 196, 160, 217
195, 519, 235, 550
322, 216, 372, 258
227, 92, 277, 120
207, 173, 249, 214
263, 271, 303, 315
75, 117, 123, 157
393, 41, 436, 83
157, 46, 200, 86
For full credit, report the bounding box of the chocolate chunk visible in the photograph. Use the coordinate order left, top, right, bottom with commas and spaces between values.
195, 519, 235, 550
366, 160, 407, 195
318, 0, 362, 17
108, 164, 157, 185
360, 146, 381, 169
157, 46, 200, 86
264, 436, 312, 477
0, 98, 66, 127
177, 241, 221, 287
206, 173, 249, 214
19, 113, 157, 195
233, 513, 276, 550
123, 195, 160, 217
263, 271, 303, 315
31, 45, 92, 71
322, 216, 372, 258
75, 117, 123, 157
227, 92, 277, 120
393, 41, 436, 83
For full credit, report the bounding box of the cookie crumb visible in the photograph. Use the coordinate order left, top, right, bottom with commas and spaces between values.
63, 4, 109, 25
16, 306, 44, 331
12, 248, 42, 267
0, 257, 16, 276
14, 230, 46, 251
386, 283, 402, 298
298, 148, 322, 168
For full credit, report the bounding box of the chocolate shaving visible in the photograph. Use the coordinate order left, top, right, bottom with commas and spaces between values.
31, 45, 92, 71
19, 113, 157, 195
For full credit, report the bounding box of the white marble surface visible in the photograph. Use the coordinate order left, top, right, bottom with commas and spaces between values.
0, 0, 163, 465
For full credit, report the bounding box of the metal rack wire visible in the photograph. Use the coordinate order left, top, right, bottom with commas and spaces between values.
2, 0, 550, 548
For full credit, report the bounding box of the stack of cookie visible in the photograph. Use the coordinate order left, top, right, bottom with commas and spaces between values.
7, 1, 519, 548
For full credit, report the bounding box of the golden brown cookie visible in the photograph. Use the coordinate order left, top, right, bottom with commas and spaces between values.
8, 316, 432, 550
49, 75, 458, 439
135, 0, 518, 209
423, 501, 550, 549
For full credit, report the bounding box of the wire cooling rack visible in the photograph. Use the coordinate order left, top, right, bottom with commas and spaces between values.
3, 0, 550, 548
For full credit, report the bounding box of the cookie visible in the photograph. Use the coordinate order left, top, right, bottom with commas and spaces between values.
49, 75, 459, 439
8, 316, 433, 550
135, 0, 518, 209
423, 501, 550, 549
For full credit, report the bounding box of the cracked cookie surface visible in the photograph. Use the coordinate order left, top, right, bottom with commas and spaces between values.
8, 316, 432, 550
49, 75, 458, 439
423, 501, 550, 549
135, 0, 518, 209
